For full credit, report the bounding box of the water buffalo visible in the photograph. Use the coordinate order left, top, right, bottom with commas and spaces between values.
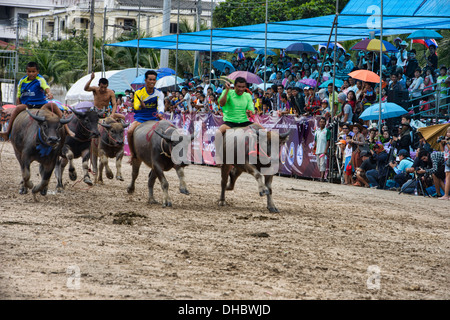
55, 104, 104, 190
9, 108, 72, 198
91, 117, 129, 184
217, 123, 290, 213
127, 119, 194, 207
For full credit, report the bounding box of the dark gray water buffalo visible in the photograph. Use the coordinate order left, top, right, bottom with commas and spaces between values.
217, 123, 290, 213
55, 105, 104, 191
127, 119, 194, 207
91, 117, 129, 184
9, 108, 71, 197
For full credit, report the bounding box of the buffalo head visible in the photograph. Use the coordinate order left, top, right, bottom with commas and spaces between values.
99, 120, 129, 146
27, 109, 73, 146
69, 106, 104, 138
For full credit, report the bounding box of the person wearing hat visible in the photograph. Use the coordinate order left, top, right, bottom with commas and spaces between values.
396, 40, 408, 68
394, 37, 402, 50
389, 149, 414, 190
289, 86, 305, 115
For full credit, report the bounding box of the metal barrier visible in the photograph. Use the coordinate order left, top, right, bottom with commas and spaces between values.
408, 81, 450, 122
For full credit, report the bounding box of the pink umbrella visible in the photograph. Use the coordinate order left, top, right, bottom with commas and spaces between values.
228, 71, 263, 84
299, 78, 317, 87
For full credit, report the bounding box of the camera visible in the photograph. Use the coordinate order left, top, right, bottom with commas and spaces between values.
437, 136, 449, 144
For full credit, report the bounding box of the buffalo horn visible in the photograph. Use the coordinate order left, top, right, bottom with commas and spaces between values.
68, 106, 86, 117
60, 114, 74, 125
26, 109, 45, 122
99, 122, 112, 129
279, 129, 291, 140
154, 130, 173, 141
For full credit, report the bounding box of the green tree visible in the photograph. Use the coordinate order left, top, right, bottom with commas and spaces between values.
213, 0, 349, 28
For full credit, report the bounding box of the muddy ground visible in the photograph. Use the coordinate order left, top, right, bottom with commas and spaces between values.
0, 141, 448, 300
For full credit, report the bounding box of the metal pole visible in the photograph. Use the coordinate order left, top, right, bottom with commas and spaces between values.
331, 0, 338, 117
264, 0, 268, 91
209, 0, 214, 83
175, 0, 180, 88
88, 0, 95, 73
101, 6, 106, 77
136, 1, 141, 77
13, 13, 19, 104
378, 0, 383, 132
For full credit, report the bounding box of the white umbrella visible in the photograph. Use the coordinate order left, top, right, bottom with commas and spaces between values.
155, 75, 185, 89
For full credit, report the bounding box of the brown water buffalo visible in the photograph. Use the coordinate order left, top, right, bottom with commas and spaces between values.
9, 108, 72, 198
217, 123, 290, 213
127, 119, 194, 207
55, 105, 104, 191
91, 117, 129, 184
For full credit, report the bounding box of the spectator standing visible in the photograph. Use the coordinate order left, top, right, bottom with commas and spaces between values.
313, 117, 331, 182
424, 44, 438, 71
438, 127, 450, 200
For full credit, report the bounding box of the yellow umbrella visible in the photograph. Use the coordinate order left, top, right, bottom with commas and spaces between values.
350, 39, 398, 53
417, 123, 450, 151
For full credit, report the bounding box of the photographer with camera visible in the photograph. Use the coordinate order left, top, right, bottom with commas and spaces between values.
437, 126, 450, 200
365, 142, 390, 189
406, 149, 433, 194
389, 149, 414, 190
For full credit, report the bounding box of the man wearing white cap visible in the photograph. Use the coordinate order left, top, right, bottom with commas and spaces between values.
396, 40, 408, 68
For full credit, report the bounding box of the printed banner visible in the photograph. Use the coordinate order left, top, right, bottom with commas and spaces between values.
123, 112, 324, 179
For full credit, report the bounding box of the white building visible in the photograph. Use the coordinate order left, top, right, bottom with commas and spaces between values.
25, 0, 218, 43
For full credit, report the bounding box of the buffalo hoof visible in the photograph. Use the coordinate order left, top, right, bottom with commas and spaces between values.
19, 187, 28, 195
96, 179, 104, 185
106, 170, 114, 180
218, 200, 227, 207
268, 206, 279, 213
116, 175, 124, 181
56, 186, 64, 193
226, 184, 234, 191
69, 169, 77, 181
127, 186, 135, 194
148, 198, 158, 205
259, 188, 270, 197
162, 201, 172, 208
84, 177, 93, 186
39, 187, 48, 196
180, 188, 190, 195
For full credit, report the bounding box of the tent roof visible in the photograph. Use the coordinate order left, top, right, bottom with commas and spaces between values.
106, 0, 450, 52
65, 68, 152, 104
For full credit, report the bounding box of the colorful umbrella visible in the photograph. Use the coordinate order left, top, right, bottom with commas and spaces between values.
156, 67, 176, 75
228, 71, 263, 84
155, 75, 184, 90
417, 123, 450, 151
253, 48, 276, 55
318, 43, 345, 52
348, 70, 380, 83
285, 43, 317, 55
351, 39, 398, 52
359, 102, 407, 121
299, 78, 317, 87
407, 30, 443, 40
319, 79, 343, 88
213, 59, 236, 73
233, 47, 255, 53
1, 104, 16, 109
48, 99, 69, 111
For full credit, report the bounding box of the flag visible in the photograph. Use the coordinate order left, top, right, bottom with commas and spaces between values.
237, 51, 245, 60
412, 39, 438, 48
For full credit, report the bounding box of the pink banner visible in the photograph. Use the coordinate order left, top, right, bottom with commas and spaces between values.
123, 112, 324, 179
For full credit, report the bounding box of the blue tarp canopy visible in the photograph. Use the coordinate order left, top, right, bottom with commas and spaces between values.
106, 0, 450, 52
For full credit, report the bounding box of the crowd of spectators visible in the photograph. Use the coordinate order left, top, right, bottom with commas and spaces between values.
97, 38, 450, 199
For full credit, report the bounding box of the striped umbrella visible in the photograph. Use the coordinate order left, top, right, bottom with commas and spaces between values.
351, 39, 398, 52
